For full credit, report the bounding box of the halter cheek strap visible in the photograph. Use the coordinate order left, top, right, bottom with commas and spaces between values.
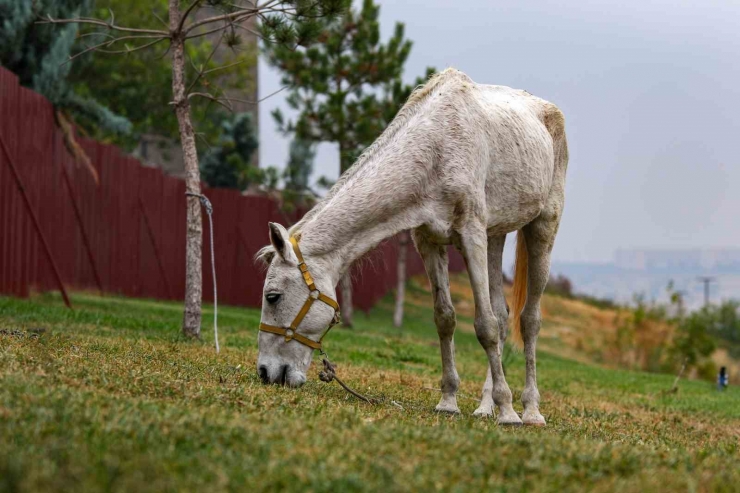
258, 237, 340, 351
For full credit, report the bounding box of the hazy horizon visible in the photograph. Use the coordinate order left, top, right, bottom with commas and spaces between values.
259, 0, 740, 265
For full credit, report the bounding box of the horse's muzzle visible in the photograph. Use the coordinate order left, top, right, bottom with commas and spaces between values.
257, 364, 306, 388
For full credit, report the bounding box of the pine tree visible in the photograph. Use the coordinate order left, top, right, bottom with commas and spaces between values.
0, 0, 130, 134
200, 112, 259, 189
68, 0, 257, 151
283, 138, 315, 193
265, 0, 433, 326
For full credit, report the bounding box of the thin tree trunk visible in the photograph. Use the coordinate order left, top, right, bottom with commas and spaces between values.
393, 231, 409, 328
669, 357, 689, 393
340, 272, 354, 327
170, 0, 202, 339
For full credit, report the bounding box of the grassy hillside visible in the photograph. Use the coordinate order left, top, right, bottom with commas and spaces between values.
1, 280, 739, 492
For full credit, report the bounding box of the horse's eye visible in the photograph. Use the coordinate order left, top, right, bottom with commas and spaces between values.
265, 293, 282, 304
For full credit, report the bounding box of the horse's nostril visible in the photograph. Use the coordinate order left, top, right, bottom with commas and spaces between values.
279, 365, 289, 386
258, 365, 268, 384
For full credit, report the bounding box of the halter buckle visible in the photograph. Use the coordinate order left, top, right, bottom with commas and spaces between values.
284, 328, 295, 342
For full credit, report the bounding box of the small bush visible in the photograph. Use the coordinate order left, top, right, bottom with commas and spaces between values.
545, 274, 574, 298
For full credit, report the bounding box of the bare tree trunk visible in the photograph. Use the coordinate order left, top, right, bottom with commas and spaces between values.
393, 231, 409, 328
170, 0, 202, 339
669, 357, 689, 393
340, 272, 354, 327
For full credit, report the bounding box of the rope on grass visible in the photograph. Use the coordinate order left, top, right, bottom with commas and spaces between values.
186, 192, 219, 354
318, 357, 375, 404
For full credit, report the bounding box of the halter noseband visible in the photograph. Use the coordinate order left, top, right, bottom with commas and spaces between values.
258, 237, 340, 351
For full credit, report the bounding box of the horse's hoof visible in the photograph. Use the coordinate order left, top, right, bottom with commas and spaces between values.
497, 408, 523, 426
434, 404, 461, 415
522, 410, 546, 426
472, 406, 494, 418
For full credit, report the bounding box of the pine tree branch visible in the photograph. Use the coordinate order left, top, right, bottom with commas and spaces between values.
187, 86, 288, 109
186, 30, 226, 95
203, 59, 249, 76
229, 21, 269, 42
92, 38, 169, 56
65, 34, 169, 64
181, 0, 318, 36
184, 12, 267, 42
183, 7, 259, 35
187, 92, 235, 112
151, 10, 169, 29
177, 0, 203, 33
39, 15, 168, 36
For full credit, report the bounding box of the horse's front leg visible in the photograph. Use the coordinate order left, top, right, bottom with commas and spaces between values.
415, 233, 460, 414
459, 225, 521, 425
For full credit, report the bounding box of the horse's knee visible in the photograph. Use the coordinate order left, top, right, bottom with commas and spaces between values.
474, 314, 499, 349
434, 303, 456, 338
491, 301, 509, 340
521, 310, 541, 342
495, 309, 509, 342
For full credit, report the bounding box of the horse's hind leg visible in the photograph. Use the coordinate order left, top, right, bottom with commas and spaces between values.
473, 234, 509, 417
520, 212, 562, 425
518, 104, 567, 425
414, 231, 460, 414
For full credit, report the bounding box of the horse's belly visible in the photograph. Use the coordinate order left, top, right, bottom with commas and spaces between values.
485, 202, 543, 236
484, 164, 553, 235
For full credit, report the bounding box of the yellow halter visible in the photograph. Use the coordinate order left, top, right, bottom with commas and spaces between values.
258, 237, 340, 350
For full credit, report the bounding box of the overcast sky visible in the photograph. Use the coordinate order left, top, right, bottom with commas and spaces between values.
259, 0, 740, 264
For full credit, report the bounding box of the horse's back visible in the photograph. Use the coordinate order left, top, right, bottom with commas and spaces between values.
407, 69, 568, 238
459, 83, 566, 234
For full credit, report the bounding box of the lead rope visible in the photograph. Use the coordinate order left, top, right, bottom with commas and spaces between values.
318, 350, 375, 404
186, 192, 219, 354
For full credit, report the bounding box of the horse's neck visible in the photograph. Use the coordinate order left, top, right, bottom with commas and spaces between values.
299, 138, 432, 284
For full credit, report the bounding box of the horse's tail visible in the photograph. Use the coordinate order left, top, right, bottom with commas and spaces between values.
510, 230, 528, 347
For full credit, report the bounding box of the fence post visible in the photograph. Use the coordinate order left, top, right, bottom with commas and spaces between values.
0, 133, 72, 308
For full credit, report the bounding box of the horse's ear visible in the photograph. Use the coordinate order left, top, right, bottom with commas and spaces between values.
268, 222, 292, 261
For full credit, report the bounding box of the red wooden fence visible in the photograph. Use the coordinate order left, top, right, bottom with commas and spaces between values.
0, 66, 464, 312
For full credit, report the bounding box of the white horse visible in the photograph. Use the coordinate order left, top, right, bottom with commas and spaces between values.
255, 68, 568, 426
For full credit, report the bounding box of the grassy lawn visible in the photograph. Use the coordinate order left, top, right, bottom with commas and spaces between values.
1, 286, 739, 492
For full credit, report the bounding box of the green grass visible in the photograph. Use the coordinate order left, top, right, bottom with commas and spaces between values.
1, 291, 740, 492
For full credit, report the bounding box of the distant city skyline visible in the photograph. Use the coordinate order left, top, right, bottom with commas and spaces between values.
551, 247, 740, 308
614, 248, 740, 271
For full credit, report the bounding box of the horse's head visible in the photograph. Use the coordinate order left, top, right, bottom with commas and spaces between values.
255, 222, 339, 388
